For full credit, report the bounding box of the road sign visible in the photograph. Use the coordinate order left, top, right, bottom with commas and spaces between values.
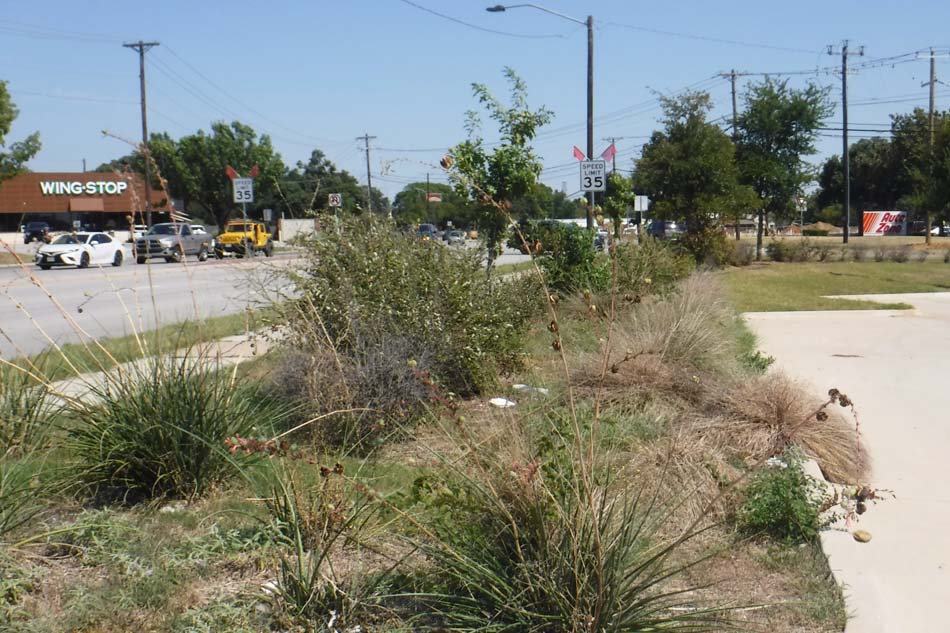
328, 193, 342, 207
233, 178, 254, 204
580, 160, 606, 192
263, 208, 273, 222
634, 195, 650, 212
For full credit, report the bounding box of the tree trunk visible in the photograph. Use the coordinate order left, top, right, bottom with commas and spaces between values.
755, 209, 764, 261
926, 211, 933, 245
734, 213, 741, 241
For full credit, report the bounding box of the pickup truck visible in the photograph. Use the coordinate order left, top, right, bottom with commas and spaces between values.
134, 223, 212, 264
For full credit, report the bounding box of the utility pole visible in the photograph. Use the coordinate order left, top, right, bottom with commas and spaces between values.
123, 40, 159, 227
357, 133, 377, 215
721, 69, 742, 240
828, 40, 863, 243
601, 136, 625, 172
426, 172, 430, 219
586, 14, 594, 229
925, 49, 937, 244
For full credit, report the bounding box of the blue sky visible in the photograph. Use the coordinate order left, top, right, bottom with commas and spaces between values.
2, 0, 950, 201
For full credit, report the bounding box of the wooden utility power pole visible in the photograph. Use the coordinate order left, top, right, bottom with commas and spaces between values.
828, 40, 863, 243
926, 49, 937, 244
600, 136, 625, 172
357, 133, 377, 215
123, 40, 159, 227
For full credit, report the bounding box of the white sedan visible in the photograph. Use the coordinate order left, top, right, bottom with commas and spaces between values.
35, 232, 125, 270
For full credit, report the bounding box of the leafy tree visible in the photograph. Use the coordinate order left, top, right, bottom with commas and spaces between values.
510, 181, 579, 220
816, 138, 900, 219
0, 81, 41, 182
890, 108, 950, 240
392, 181, 472, 226
736, 78, 831, 255
633, 91, 740, 233
447, 68, 553, 270
603, 172, 634, 238
278, 149, 385, 218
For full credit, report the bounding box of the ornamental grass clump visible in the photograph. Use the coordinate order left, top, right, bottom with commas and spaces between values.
66, 355, 285, 503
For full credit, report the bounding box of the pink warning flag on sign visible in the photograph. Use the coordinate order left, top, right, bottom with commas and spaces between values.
225, 165, 238, 181
573, 146, 586, 161
601, 143, 617, 161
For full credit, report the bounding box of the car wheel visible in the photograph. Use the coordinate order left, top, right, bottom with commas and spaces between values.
264, 240, 273, 257
39, 264, 51, 270
136, 256, 147, 264
112, 250, 124, 267
78, 252, 90, 269
214, 249, 224, 259
169, 247, 183, 263
244, 239, 254, 257
197, 247, 208, 262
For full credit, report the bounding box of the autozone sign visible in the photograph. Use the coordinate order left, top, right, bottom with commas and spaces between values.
863, 211, 907, 235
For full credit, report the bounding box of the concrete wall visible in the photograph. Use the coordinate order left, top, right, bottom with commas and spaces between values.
279, 218, 318, 242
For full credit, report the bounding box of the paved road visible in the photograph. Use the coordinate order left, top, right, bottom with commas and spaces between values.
0, 249, 294, 359
745, 293, 950, 633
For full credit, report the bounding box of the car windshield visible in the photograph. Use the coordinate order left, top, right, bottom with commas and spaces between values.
226, 224, 254, 233
147, 225, 178, 235
51, 235, 81, 245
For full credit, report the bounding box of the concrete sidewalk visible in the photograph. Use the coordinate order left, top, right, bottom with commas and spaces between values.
50, 331, 276, 402
745, 293, 950, 633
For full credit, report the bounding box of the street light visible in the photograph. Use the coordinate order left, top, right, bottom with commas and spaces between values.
486, 4, 595, 229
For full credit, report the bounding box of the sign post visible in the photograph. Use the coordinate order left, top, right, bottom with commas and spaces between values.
328, 193, 342, 232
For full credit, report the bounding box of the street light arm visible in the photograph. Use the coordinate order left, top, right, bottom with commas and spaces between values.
485, 3, 585, 26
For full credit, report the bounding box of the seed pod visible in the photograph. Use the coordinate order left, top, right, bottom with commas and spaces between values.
552, 339, 562, 351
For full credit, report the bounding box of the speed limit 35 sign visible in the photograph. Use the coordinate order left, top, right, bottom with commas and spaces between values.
233, 178, 254, 203
580, 160, 606, 192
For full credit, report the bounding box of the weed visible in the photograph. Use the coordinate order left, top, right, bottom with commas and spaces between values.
736, 452, 826, 543
0, 458, 44, 540
889, 245, 911, 263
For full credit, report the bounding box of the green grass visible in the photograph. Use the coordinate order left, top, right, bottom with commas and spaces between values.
493, 260, 535, 275
756, 542, 847, 629
10, 309, 271, 383
721, 261, 950, 311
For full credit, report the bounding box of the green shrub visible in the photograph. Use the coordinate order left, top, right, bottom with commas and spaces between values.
852, 245, 869, 262
66, 357, 283, 502
534, 223, 610, 293
728, 240, 756, 266
0, 458, 44, 540
612, 239, 694, 297
676, 226, 733, 267
766, 239, 816, 263
802, 229, 829, 237
889, 245, 911, 263
736, 454, 825, 543
284, 216, 540, 397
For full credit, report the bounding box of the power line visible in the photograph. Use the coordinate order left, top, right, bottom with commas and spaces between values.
11, 89, 137, 105
395, 0, 572, 39
602, 20, 819, 55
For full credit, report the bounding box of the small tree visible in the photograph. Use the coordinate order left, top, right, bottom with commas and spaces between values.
447, 68, 553, 271
736, 78, 831, 256
604, 172, 635, 239
0, 81, 41, 183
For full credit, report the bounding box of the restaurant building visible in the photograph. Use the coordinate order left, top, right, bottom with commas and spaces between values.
0, 172, 168, 232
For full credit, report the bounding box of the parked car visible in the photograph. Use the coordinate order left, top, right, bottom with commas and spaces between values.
418, 223, 438, 241
36, 232, 124, 269
130, 224, 148, 241
445, 229, 466, 245
190, 224, 216, 252
23, 221, 50, 244
135, 223, 212, 263
646, 220, 682, 239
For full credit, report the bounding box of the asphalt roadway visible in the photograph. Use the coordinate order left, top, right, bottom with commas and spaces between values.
745, 293, 950, 633
0, 247, 293, 359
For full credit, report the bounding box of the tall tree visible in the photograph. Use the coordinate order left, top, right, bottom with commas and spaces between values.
447, 67, 553, 270
815, 137, 900, 220
0, 81, 41, 182
736, 78, 831, 256
890, 108, 950, 238
633, 91, 741, 233
392, 181, 471, 226
170, 122, 286, 228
